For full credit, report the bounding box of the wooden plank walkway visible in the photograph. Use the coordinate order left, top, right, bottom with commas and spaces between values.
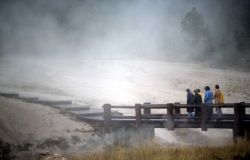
0, 92, 123, 121
101, 103, 250, 141
0, 93, 19, 98
1, 92, 249, 141
51, 104, 90, 111
29, 100, 73, 105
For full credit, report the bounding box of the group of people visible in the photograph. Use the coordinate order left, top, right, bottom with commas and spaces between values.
186, 84, 224, 118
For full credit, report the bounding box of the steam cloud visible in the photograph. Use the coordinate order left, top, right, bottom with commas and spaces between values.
0, 0, 250, 66
0, 1, 249, 151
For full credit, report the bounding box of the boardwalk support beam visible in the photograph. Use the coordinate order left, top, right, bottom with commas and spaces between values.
167, 103, 174, 130
135, 104, 142, 127
201, 104, 208, 131
103, 104, 112, 133
233, 103, 246, 142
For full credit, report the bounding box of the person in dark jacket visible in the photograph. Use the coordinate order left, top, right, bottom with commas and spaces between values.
186, 88, 194, 118
193, 89, 202, 116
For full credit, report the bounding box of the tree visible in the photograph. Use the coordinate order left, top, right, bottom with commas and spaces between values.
181, 7, 213, 58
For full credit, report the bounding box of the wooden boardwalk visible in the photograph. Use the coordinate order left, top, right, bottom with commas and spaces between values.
0, 92, 122, 121
101, 103, 250, 141
1, 92, 250, 142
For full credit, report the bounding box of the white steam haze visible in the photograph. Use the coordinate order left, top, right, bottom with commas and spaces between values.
0, 0, 249, 104
1, 0, 249, 61
0, 0, 250, 154
0, 0, 192, 59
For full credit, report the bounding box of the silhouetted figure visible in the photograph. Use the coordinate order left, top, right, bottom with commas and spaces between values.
186, 88, 194, 118
193, 89, 202, 116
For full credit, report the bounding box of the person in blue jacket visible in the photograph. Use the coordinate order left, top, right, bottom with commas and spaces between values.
204, 86, 213, 117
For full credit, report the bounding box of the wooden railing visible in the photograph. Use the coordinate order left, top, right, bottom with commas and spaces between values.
103, 103, 250, 141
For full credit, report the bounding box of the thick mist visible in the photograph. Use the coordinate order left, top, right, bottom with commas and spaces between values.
0, 0, 190, 59
1, 1, 250, 154
0, 0, 249, 66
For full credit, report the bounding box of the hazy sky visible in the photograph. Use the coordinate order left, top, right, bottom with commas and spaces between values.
0, 0, 249, 61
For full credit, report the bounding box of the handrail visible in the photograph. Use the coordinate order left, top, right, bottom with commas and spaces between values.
141, 104, 168, 109
111, 105, 135, 109
103, 102, 250, 141
108, 103, 250, 109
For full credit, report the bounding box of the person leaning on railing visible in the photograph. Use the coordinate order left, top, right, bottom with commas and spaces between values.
193, 89, 202, 116
213, 84, 223, 117
186, 88, 195, 118
204, 86, 213, 117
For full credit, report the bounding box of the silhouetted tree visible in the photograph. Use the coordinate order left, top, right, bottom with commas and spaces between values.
181, 7, 213, 58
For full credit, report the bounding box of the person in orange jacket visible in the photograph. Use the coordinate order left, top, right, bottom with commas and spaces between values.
213, 84, 223, 116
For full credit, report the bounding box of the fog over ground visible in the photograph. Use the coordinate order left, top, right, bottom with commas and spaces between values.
0, 0, 250, 153
0, 0, 250, 104
0, 0, 250, 65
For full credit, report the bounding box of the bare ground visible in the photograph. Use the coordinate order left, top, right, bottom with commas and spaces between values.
0, 96, 103, 155
0, 58, 249, 157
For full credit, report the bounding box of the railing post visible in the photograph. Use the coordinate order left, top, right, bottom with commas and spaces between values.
201, 103, 207, 131
103, 104, 111, 133
135, 103, 142, 127
241, 102, 246, 138
143, 102, 151, 114
167, 103, 174, 130
174, 102, 181, 114
233, 103, 245, 142
233, 103, 240, 142
241, 102, 249, 140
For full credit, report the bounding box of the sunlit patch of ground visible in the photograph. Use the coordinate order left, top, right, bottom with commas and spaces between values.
0, 58, 249, 105
0, 57, 249, 146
